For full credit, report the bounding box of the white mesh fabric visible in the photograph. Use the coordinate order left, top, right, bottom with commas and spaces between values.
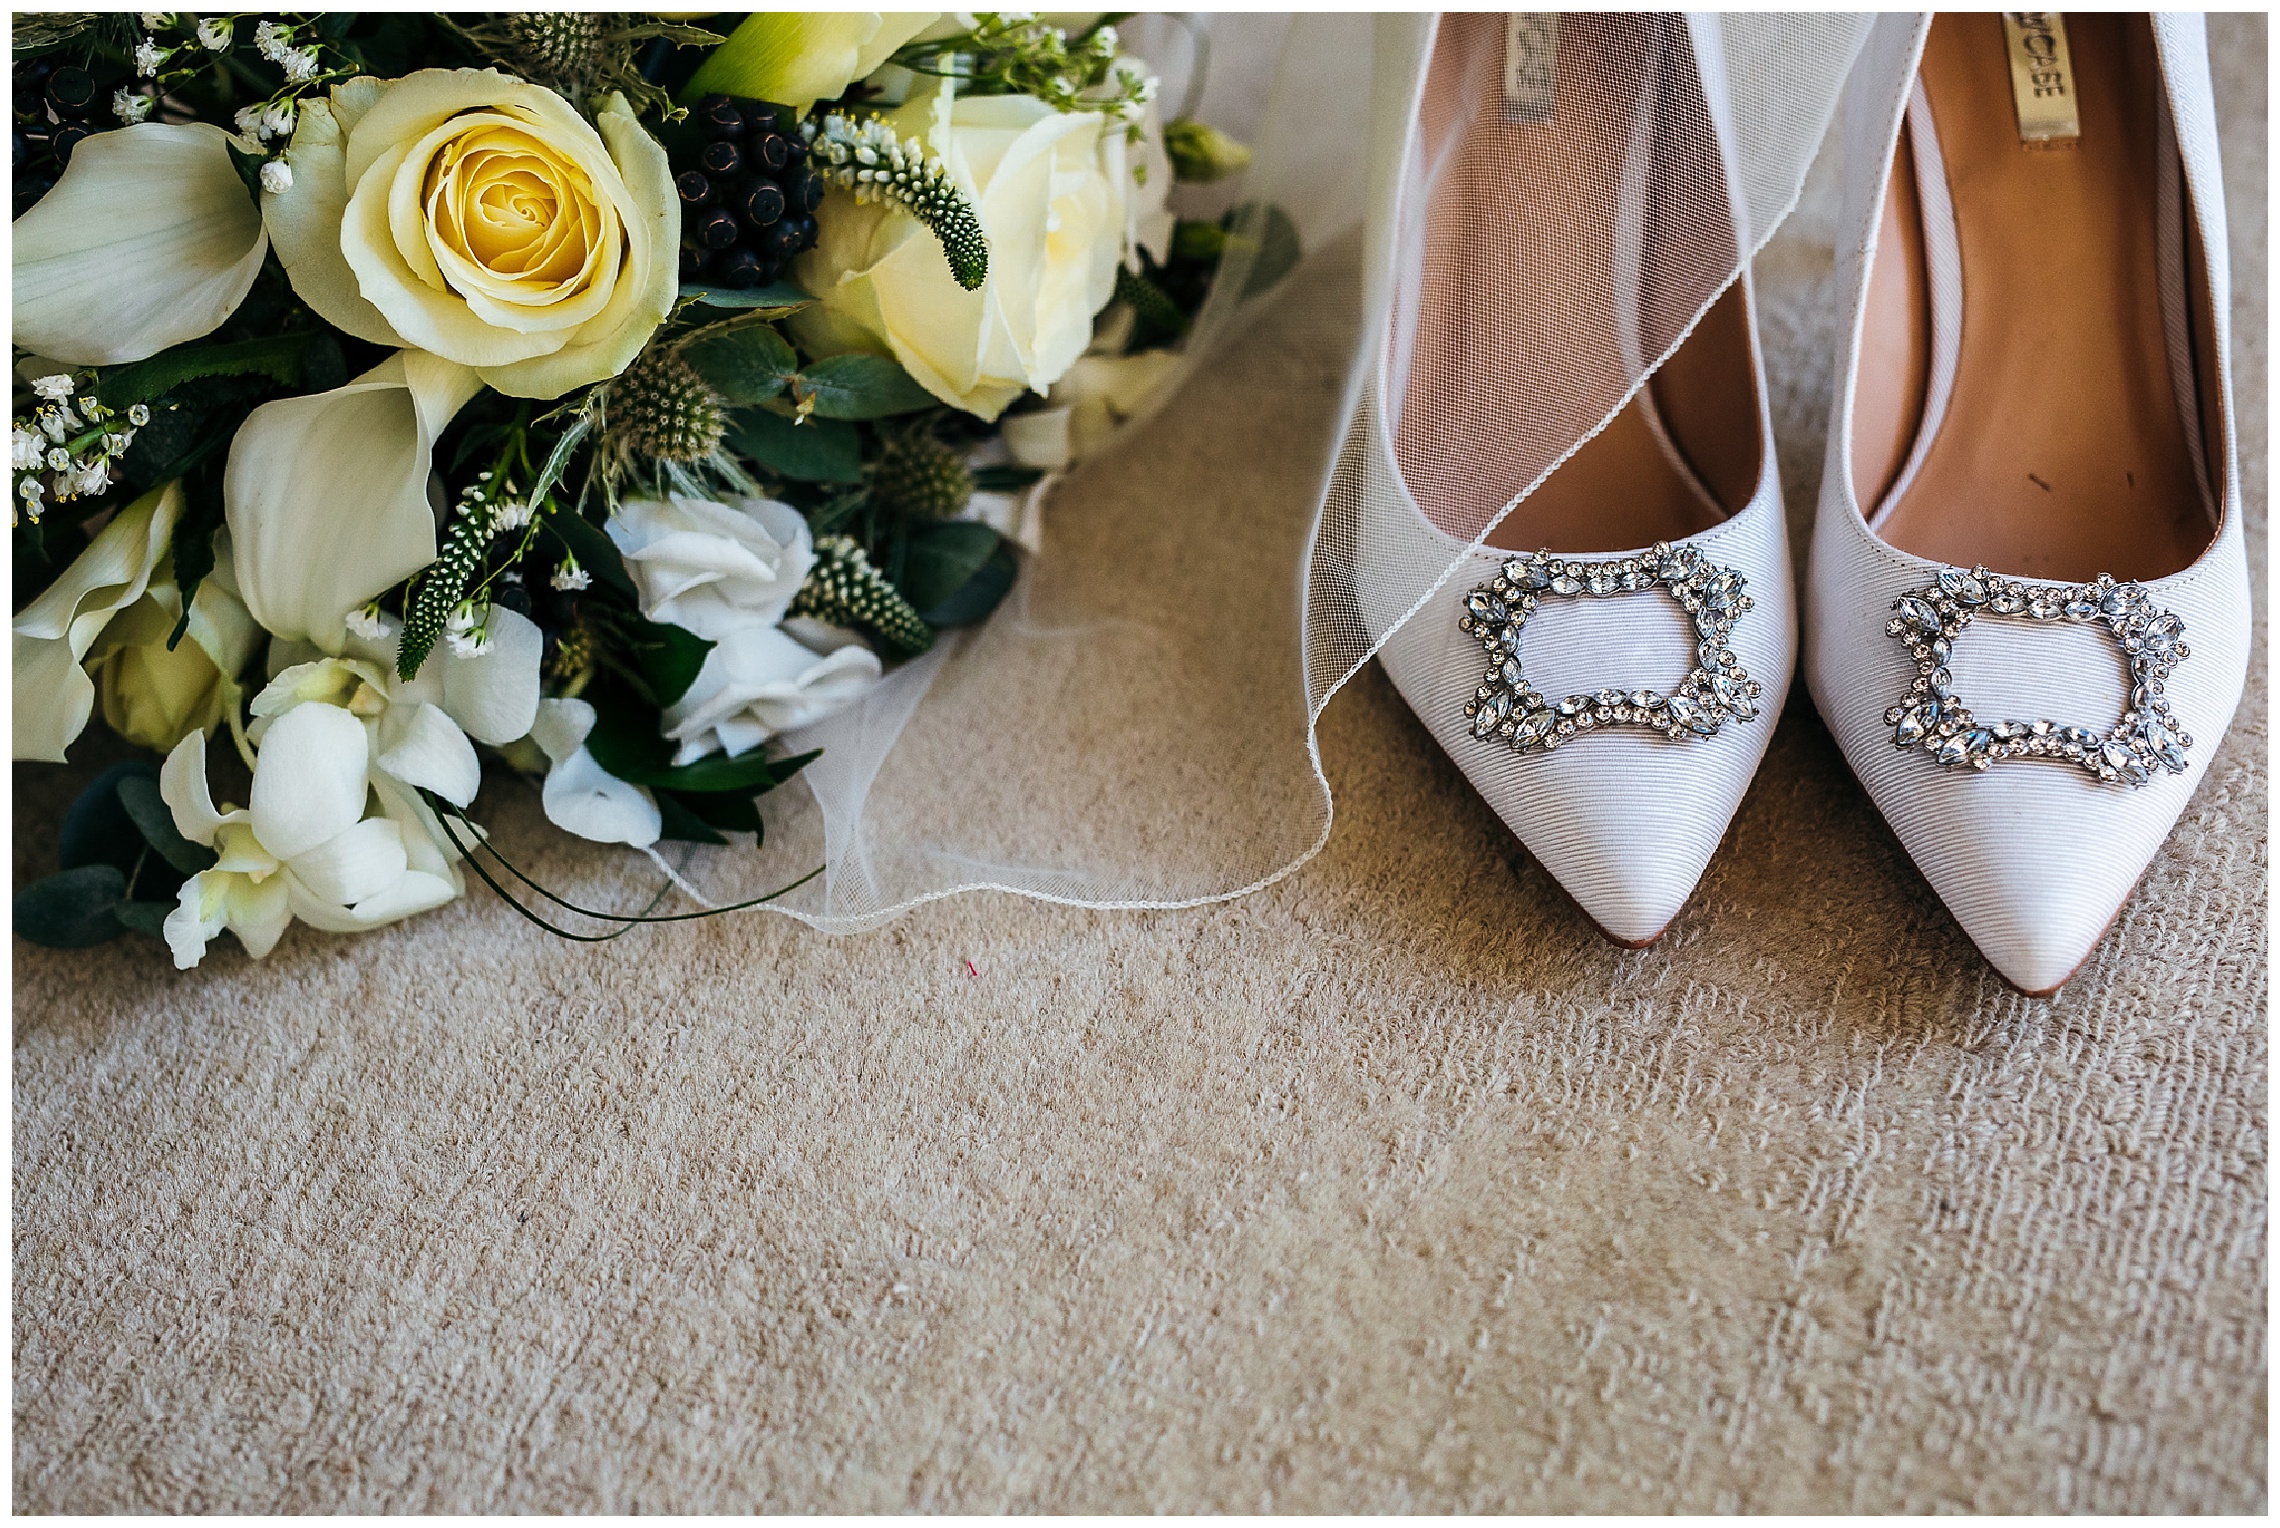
504, 14, 1868, 933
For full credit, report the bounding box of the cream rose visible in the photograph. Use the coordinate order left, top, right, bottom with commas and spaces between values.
792, 79, 1153, 420
265, 71, 678, 399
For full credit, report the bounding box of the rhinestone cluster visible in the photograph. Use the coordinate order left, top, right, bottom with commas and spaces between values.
1457, 543, 1764, 754
1881, 565, 2192, 788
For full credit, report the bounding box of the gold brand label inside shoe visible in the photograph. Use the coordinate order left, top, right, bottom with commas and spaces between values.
2001, 13, 2081, 144
1503, 13, 1556, 125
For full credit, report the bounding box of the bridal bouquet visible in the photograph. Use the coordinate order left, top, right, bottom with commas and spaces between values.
11, 11, 1284, 962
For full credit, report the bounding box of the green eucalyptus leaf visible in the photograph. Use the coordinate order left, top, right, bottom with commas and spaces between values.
681, 281, 814, 315
685, 325, 800, 404
114, 900, 173, 940
918, 538, 1019, 629
726, 408, 863, 483
897, 521, 1001, 612
796, 354, 939, 420
116, 774, 216, 877
58, 761, 158, 875
14, 864, 128, 949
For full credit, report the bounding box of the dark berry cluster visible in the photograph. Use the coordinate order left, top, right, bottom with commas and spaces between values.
13, 62, 96, 213
675, 94, 828, 290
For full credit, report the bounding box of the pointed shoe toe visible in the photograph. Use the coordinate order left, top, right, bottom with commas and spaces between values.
1378, 503, 1795, 948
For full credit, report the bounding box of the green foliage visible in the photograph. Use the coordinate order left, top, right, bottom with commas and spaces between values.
684, 325, 799, 406
16, 760, 211, 950
896, 521, 1001, 612
625, 617, 713, 708
728, 409, 863, 483
795, 354, 939, 420
680, 281, 815, 316
100, 334, 314, 409
918, 537, 1019, 629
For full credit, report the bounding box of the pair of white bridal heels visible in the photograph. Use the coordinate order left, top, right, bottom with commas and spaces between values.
1363, 13, 2249, 994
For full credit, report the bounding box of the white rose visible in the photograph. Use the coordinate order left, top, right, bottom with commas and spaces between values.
664, 625, 883, 764
605, 495, 815, 641
264, 71, 678, 399
792, 79, 1143, 420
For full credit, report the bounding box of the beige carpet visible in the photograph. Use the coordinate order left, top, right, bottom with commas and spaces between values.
13, 22, 2266, 1513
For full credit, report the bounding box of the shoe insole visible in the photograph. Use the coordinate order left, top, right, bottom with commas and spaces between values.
1867, 13, 2211, 583
1392, 12, 1759, 556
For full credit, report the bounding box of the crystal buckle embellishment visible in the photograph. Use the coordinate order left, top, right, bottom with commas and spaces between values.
1457, 544, 1764, 754
1880, 565, 2192, 788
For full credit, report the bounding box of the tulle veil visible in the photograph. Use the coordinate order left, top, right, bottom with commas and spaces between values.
547, 13, 1875, 930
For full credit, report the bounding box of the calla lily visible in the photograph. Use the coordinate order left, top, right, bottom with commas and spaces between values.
225, 350, 481, 652
158, 720, 461, 969
12, 481, 180, 761
685, 12, 939, 116
13, 123, 268, 364
664, 625, 883, 764
530, 697, 662, 850
87, 534, 263, 754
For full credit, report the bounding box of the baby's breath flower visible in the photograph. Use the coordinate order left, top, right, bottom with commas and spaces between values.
112, 88, 153, 125
345, 603, 389, 641
44, 447, 69, 472
13, 429, 45, 472
30, 374, 74, 401
492, 498, 533, 531
261, 99, 295, 138
234, 104, 266, 139
253, 18, 290, 60
127, 404, 151, 427
549, 558, 591, 592
260, 158, 293, 194
134, 39, 168, 76
195, 16, 231, 50
72, 459, 109, 497
280, 47, 320, 85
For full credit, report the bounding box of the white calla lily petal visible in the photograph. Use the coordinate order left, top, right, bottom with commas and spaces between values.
375, 700, 481, 807
247, 701, 371, 860
530, 697, 661, 849
13, 123, 268, 364
11, 483, 180, 761
439, 606, 541, 745
286, 815, 410, 907
225, 351, 480, 650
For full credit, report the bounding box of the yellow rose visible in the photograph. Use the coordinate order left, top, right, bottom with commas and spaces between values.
264, 71, 677, 399
791, 81, 1138, 420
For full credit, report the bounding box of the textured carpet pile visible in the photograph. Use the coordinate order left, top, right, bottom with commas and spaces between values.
12, 21, 2266, 1513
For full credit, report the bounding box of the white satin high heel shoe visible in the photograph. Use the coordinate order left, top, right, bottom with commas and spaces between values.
1359, 14, 1799, 946
1806, 13, 2251, 994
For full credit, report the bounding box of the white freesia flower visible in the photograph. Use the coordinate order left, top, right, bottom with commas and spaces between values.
664, 626, 883, 764
11, 482, 179, 761
793, 71, 1162, 420
157, 712, 463, 969
529, 697, 661, 849
225, 350, 482, 651
87, 534, 263, 754
12, 122, 269, 365
605, 496, 815, 641
264, 71, 677, 399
